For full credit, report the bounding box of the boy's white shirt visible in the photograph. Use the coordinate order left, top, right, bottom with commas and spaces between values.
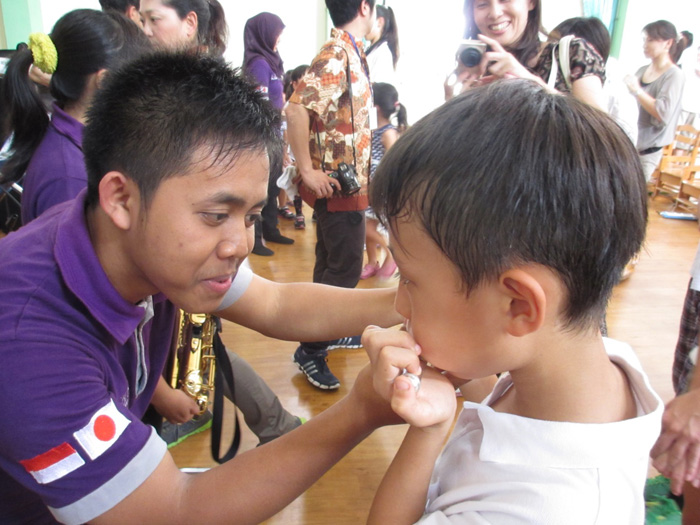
418, 338, 662, 524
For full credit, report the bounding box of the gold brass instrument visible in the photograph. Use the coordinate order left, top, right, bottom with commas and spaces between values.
169, 310, 217, 415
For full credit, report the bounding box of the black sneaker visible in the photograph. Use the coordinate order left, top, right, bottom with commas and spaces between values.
327, 335, 362, 350
160, 410, 213, 448
293, 346, 340, 390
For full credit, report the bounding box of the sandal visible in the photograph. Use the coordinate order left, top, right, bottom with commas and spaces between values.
278, 206, 295, 220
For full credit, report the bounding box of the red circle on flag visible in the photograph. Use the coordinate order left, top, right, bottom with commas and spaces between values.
94, 415, 116, 442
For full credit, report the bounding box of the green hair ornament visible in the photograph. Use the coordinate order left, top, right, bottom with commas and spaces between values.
28, 33, 58, 74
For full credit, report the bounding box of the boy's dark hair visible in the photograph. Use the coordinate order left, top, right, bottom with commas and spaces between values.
326, 0, 375, 28
371, 80, 647, 330
99, 0, 140, 12
83, 52, 283, 209
552, 17, 610, 62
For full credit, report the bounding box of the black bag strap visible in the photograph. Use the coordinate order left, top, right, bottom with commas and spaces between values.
210, 321, 240, 463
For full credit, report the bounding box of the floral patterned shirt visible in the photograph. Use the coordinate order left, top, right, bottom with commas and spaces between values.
289, 28, 372, 212
531, 37, 606, 94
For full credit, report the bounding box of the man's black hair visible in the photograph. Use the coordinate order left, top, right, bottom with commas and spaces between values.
99, 0, 140, 12
83, 52, 282, 208
371, 79, 647, 330
325, 0, 375, 28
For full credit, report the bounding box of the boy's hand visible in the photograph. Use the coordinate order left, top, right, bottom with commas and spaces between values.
151, 380, 201, 424
362, 326, 457, 429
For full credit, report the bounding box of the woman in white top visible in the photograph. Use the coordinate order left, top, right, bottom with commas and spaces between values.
366, 5, 399, 84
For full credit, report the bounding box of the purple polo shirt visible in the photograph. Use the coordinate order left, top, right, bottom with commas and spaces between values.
21, 103, 87, 225
0, 191, 171, 523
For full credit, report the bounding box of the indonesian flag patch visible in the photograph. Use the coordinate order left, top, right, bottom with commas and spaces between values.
20, 442, 85, 485
73, 399, 130, 460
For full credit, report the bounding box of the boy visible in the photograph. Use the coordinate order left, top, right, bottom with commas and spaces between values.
363, 80, 663, 523
0, 52, 401, 523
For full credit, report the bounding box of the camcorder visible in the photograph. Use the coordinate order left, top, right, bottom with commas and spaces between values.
329, 162, 361, 196
456, 39, 488, 68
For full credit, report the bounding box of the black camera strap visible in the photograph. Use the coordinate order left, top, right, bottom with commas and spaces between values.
315, 44, 358, 172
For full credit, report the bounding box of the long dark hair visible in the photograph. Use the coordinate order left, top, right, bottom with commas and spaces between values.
0, 9, 150, 186
164, 0, 228, 56
367, 5, 400, 69
373, 82, 407, 132
463, 0, 545, 67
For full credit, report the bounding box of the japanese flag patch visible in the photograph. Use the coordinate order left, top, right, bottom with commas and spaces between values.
20, 442, 85, 485
73, 399, 130, 460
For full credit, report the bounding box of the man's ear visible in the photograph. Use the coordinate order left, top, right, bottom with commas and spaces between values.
499, 268, 546, 337
98, 171, 139, 231
361, 0, 371, 18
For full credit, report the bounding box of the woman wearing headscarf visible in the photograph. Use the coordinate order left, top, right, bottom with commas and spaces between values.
243, 12, 293, 255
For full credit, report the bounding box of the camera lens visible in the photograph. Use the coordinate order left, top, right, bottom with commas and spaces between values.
459, 47, 482, 68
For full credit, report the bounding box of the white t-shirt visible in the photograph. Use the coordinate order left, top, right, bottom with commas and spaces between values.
418, 338, 662, 524
217, 260, 254, 310
367, 41, 397, 85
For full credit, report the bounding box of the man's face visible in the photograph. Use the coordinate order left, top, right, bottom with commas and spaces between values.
126, 148, 269, 313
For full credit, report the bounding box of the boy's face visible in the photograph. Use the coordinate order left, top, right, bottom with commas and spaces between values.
125, 148, 268, 313
390, 218, 509, 380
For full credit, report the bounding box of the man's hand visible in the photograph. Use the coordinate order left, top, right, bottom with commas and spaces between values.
651, 389, 700, 494
299, 168, 339, 199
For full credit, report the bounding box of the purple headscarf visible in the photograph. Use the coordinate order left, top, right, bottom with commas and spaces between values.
243, 12, 285, 77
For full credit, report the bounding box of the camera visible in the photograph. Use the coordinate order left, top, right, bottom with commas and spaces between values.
456, 39, 487, 68
328, 162, 361, 196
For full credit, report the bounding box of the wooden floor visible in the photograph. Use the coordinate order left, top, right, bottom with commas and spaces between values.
169, 195, 700, 524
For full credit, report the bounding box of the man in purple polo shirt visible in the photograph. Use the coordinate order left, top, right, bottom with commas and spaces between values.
0, 52, 401, 524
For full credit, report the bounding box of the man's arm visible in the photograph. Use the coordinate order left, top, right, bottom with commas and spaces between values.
218, 273, 402, 341
93, 365, 401, 525
285, 102, 338, 198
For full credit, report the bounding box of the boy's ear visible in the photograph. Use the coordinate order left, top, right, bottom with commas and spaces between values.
499, 269, 546, 337
98, 171, 139, 231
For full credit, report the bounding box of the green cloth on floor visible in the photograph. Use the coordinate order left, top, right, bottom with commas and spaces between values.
645, 475, 682, 524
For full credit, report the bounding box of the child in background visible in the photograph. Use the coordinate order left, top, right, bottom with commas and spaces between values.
282, 64, 310, 229
363, 79, 663, 523
361, 82, 407, 279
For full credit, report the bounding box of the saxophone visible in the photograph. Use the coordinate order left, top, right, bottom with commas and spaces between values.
168, 311, 218, 415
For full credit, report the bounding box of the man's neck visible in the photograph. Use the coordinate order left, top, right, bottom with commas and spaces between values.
86, 207, 155, 305
336, 22, 366, 43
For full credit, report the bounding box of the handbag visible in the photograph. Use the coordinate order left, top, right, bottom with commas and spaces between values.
547, 35, 574, 91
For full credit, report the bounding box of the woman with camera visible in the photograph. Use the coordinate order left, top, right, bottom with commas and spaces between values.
446, 0, 605, 110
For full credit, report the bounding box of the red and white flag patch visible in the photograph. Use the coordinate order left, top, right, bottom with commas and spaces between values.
20, 442, 85, 485
73, 399, 130, 460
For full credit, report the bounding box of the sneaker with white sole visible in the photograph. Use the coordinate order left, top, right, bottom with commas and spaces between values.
293, 346, 340, 390
327, 335, 362, 350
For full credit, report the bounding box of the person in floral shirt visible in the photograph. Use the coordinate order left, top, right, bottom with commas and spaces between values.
286, 0, 376, 390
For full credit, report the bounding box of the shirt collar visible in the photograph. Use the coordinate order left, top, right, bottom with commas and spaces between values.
54, 190, 148, 344
331, 28, 366, 52
50, 102, 84, 151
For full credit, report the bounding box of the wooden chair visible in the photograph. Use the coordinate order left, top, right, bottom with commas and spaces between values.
651, 124, 700, 202
675, 167, 700, 213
